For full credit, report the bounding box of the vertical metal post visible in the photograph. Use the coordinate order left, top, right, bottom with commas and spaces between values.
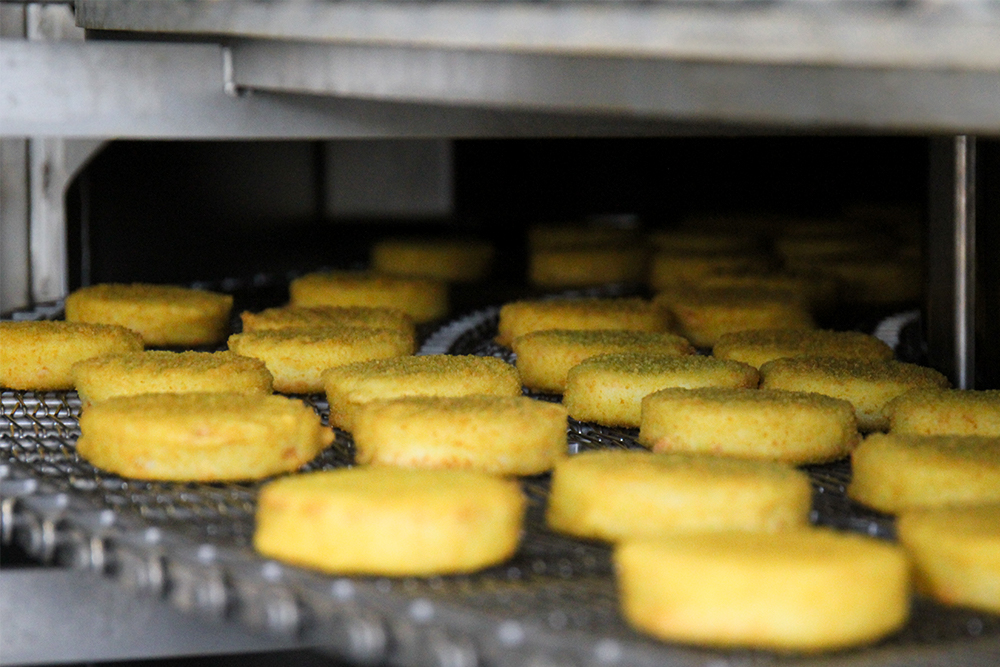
927, 136, 977, 389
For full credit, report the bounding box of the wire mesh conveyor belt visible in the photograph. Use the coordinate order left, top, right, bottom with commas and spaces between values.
3, 306, 1000, 667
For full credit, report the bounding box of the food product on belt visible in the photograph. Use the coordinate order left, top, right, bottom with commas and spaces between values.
371, 238, 494, 282
322, 354, 521, 431
759, 356, 950, 432
528, 246, 649, 288
547, 450, 811, 541
65, 283, 233, 347
496, 297, 670, 347
512, 329, 695, 394
254, 467, 524, 575
0, 320, 143, 391
228, 326, 414, 394
897, 504, 1000, 614
352, 395, 567, 475
240, 305, 414, 338
76, 392, 332, 481
849, 433, 1000, 513
886, 388, 1000, 437
564, 352, 758, 427
714, 327, 893, 369
289, 271, 448, 324
72, 350, 272, 404
615, 528, 910, 651
648, 251, 773, 292
639, 387, 859, 464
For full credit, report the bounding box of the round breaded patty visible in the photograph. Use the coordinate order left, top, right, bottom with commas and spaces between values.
564, 353, 759, 427
72, 350, 273, 404
0, 321, 143, 391
496, 298, 670, 347
897, 504, 1000, 614
615, 529, 910, 651
698, 272, 839, 314
513, 330, 696, 394
65, 283, 233, 347
655, 286, 816, 349
547, 450, 812, 542
322, 355, 522, 431
352, 395, 567, 475
76, 392, 332, 481
529, 246, 648, 288
886, 388, 1000, 437
648, 252, 773, 292
289, 271, 447, 323
254, 467, 524, 575
849, 433, 1000, 513
371, 238, 494, 282
639, 387, 859, 464
240, 305, 414, 338
228, 326, 414, 395
759, 357, 950, 432
714, 328, 894, 369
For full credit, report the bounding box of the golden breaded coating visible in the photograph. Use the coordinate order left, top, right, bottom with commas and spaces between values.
254, 467, 524, 575
897, 505, 1000, 614
759, 357, 950, 432
496, 298, 670, 347
527, 224, 641, 251
65, 283, 233, 347
228, 326, 414, 394
0, 321, 143, 391
655, 286, 816, 349
886, 389, 1000, 437
371, 238, 494, 282
289, 271, 447, 323
352, 395, 567, 475
240, 305, 414, 338
72, 350, 272, 404
564, 353, 759, 427
513, 330, 696, 394
639, 387, 859, 464
615, 529, 910, 651
529, 246, 649, 288
547, 450, 812, 541
322, 355, 522, 431
698, 272, 840, 313
713, 328, 894, 369
849, 433, 1000, 513
648, 252, 773, 292
76, 392, 332, 481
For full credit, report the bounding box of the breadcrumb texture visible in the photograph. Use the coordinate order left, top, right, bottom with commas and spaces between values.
254, 467, 524, 575
714, 328, 894, 369
887, 388, 1000, 437
547, 450, 811, 541
65, 283, 232, 346
496, 298, 670, 347
529, 246, 649, 288
76, 392, 332, 481
0, 321, 142, 390
240, 305, 414, 338
371, 238, 494, 282
615, 529, 910, 651
289, 271, 447, 323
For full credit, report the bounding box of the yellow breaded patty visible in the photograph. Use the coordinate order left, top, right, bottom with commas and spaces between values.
564, 353, 759, 427
496, 298, 670, 347
76, 392, 332, 481
513, 330, 696, 394
699, 272, 840, 313
648, 252, 773, 292
897, 505, 1000, 614
886, 388, 1000, 437
228, 326, 414, 395
528, 246, 649, 288
639, 387, 859, 464
352, 395, 567, 475
615, 529, 910, 651
289, 271, 447, 323
240, 305, 414, 338
322, 355, 522, 431
254, 467, 524, 576
547, 450, 811, 541
759, 357, 950, 432
65, 283, 233, 347
72, 350, 272, 404
714, 328, 894, 369
655, 286, 816, 349
849, 433, 1000, 513
371, 238, 494, 282
0, 321, 143, 391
